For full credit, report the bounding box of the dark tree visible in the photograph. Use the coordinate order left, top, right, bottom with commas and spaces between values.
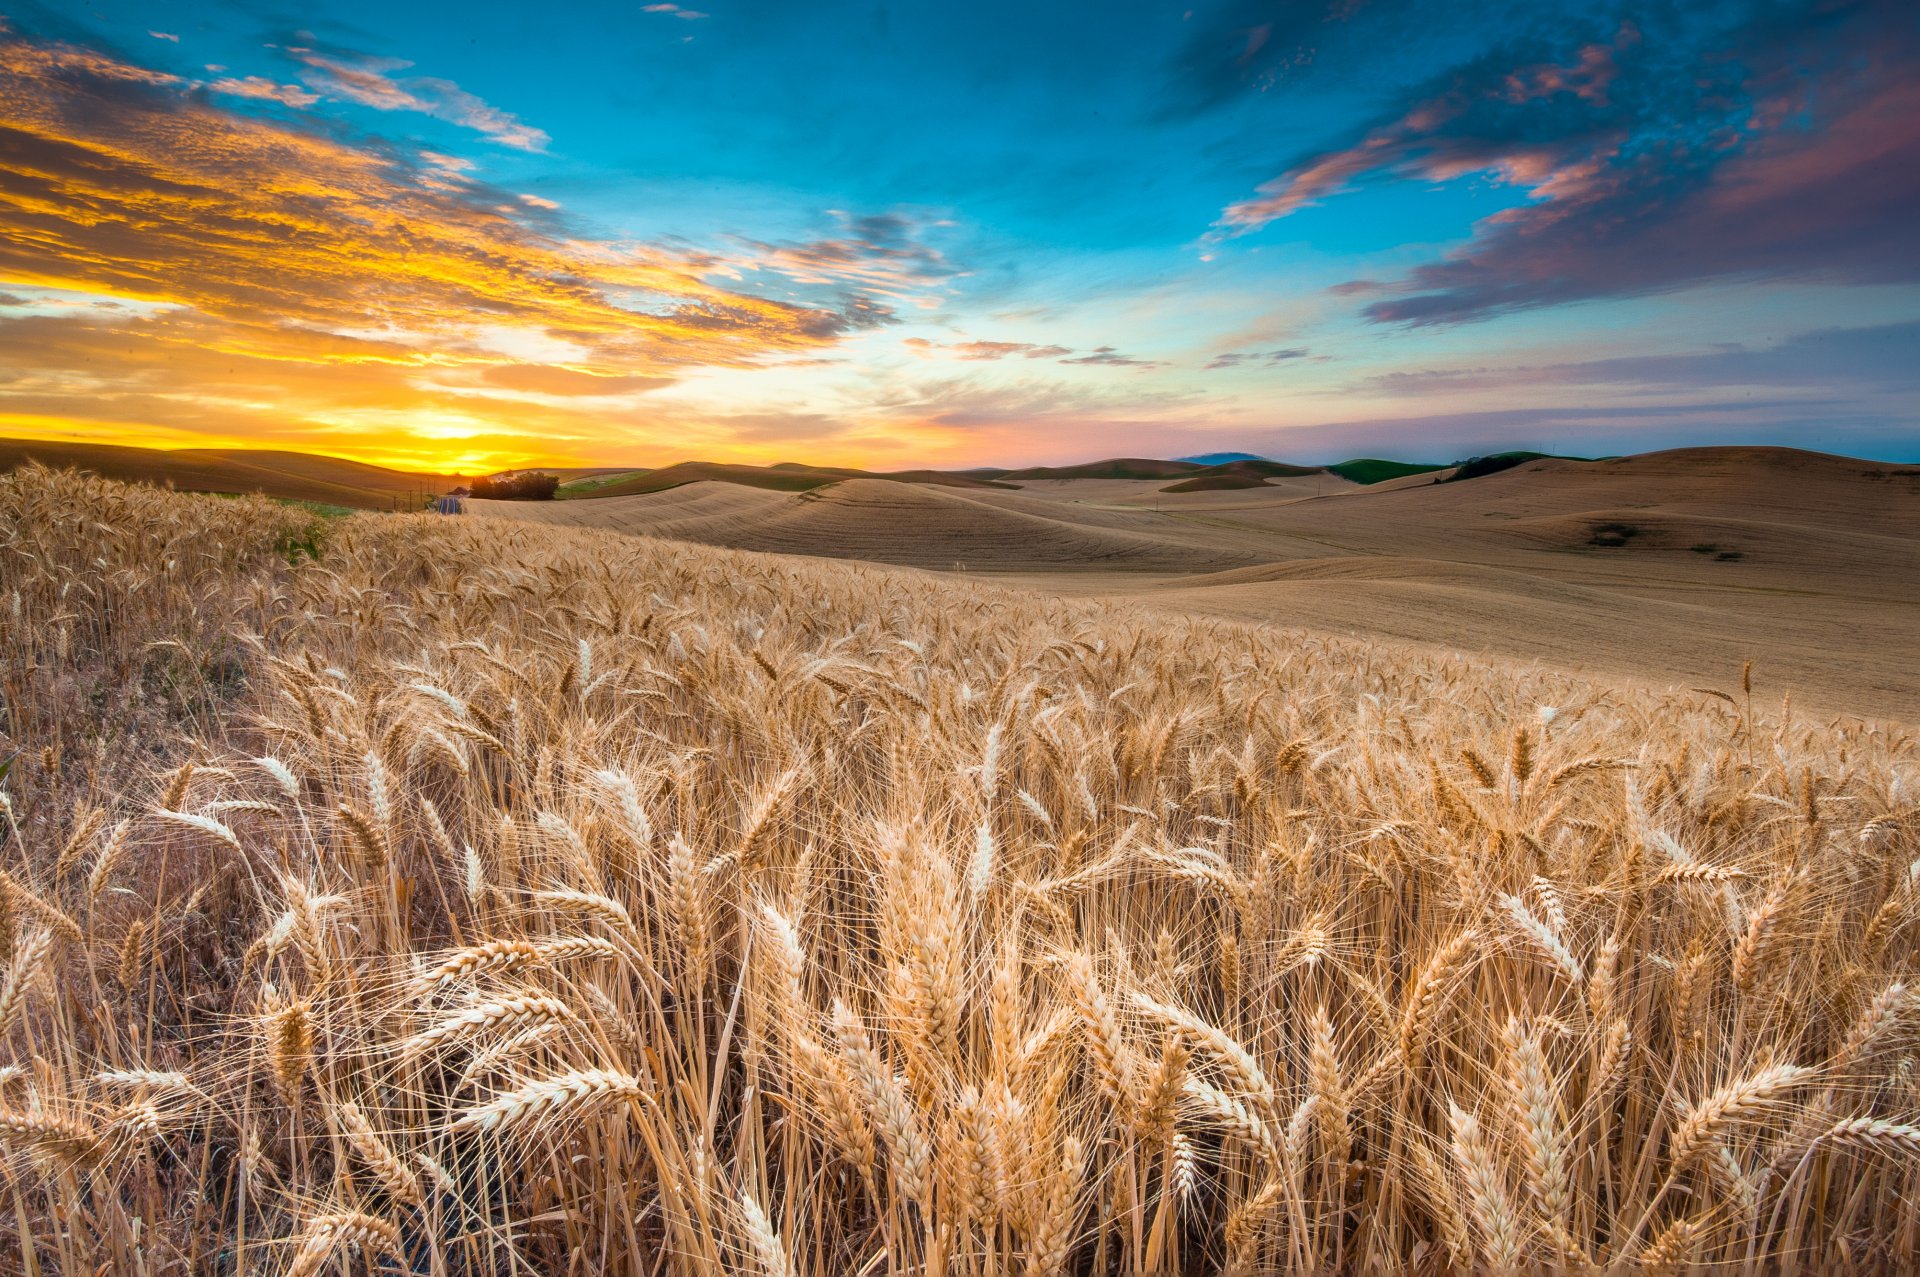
470, 471, 561, 500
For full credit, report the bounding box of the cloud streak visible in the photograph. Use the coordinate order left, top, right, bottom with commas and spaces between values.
282, 40, 551, 150
903, 337, 1156, 368
904, 337, 1072, 361
1207, 347, 1309, 370
1060, 346, 1157, 368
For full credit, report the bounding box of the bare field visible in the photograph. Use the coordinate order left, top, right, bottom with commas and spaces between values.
5, 464, 1920, 1274
484, 447, 1920, 721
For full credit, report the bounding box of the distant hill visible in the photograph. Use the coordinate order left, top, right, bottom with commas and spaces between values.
0, 438, 463, 509
1176, 451, 1268, 465
984, 458, 1207, 482
1438, 451, 1591, 483
1160, 458, 1325, 493
1327, 458, 1447, 485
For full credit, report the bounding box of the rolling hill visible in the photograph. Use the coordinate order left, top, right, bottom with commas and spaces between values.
573, 460, 1018, 499
481, 477, 1266, 573
478, 445, 1920, 720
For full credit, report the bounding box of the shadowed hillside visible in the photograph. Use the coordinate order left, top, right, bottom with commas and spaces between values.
577, 460, 1018, 499
0, 439, 463, 508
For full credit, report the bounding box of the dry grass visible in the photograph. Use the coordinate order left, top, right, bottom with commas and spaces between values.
1, 464, 1918, 1274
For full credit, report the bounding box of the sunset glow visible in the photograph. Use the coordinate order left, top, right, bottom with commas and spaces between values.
1, 3, 1915, 470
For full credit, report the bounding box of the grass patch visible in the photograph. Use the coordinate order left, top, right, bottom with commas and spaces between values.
276, 497, 358, 519
1327, 457, 1445, 485
558, 470, 649, 497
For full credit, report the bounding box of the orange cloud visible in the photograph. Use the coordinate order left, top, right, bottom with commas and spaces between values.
0, 25, 902, 469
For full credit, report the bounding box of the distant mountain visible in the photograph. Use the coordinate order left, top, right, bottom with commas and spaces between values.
1176, 451, 1268, 465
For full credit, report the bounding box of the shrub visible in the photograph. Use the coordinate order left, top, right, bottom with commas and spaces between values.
1440, 451, 1548, 483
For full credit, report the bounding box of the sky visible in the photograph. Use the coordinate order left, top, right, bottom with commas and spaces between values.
0, 0, 1915, 472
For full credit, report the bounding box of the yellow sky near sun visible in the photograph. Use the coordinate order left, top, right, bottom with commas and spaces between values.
0, 30, 963, 473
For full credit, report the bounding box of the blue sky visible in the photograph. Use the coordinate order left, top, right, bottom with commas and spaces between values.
0, 0, 1914, 469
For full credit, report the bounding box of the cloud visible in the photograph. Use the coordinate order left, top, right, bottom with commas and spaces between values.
149, 31, 179, 43
1207, 347, 1309, 370
1217, 1, 1920, 325
1059, 346, 1157, 368
1366, 321, 1920, 396
726, 212, 960, 303
282, 39, 551, 151
1163, 0, 1422, 117
902, 337, 1156, 367
643, 4, 709, 18
0, 27, 901, 467
478, 364, 675, 396
208, 75, 320, 108
904, 337, 1072, 361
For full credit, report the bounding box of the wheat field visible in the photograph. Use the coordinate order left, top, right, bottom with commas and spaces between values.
1, 465, 1916, 1274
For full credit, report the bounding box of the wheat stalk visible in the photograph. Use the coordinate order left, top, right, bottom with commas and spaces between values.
406, 994, 578, 1054
451, 1068, 643, 1134
285, 1211, 404, 1277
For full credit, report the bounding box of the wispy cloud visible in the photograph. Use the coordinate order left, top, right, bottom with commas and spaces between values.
903, 337, 1072, 361
1206, 347, 1308, 370
282, 38, 550, 151
1060, 345, 1157, 368
208, 75, 320, 108
901, 337, 1155, 367
643, 4, 710, 18
724, 212, 960, 306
